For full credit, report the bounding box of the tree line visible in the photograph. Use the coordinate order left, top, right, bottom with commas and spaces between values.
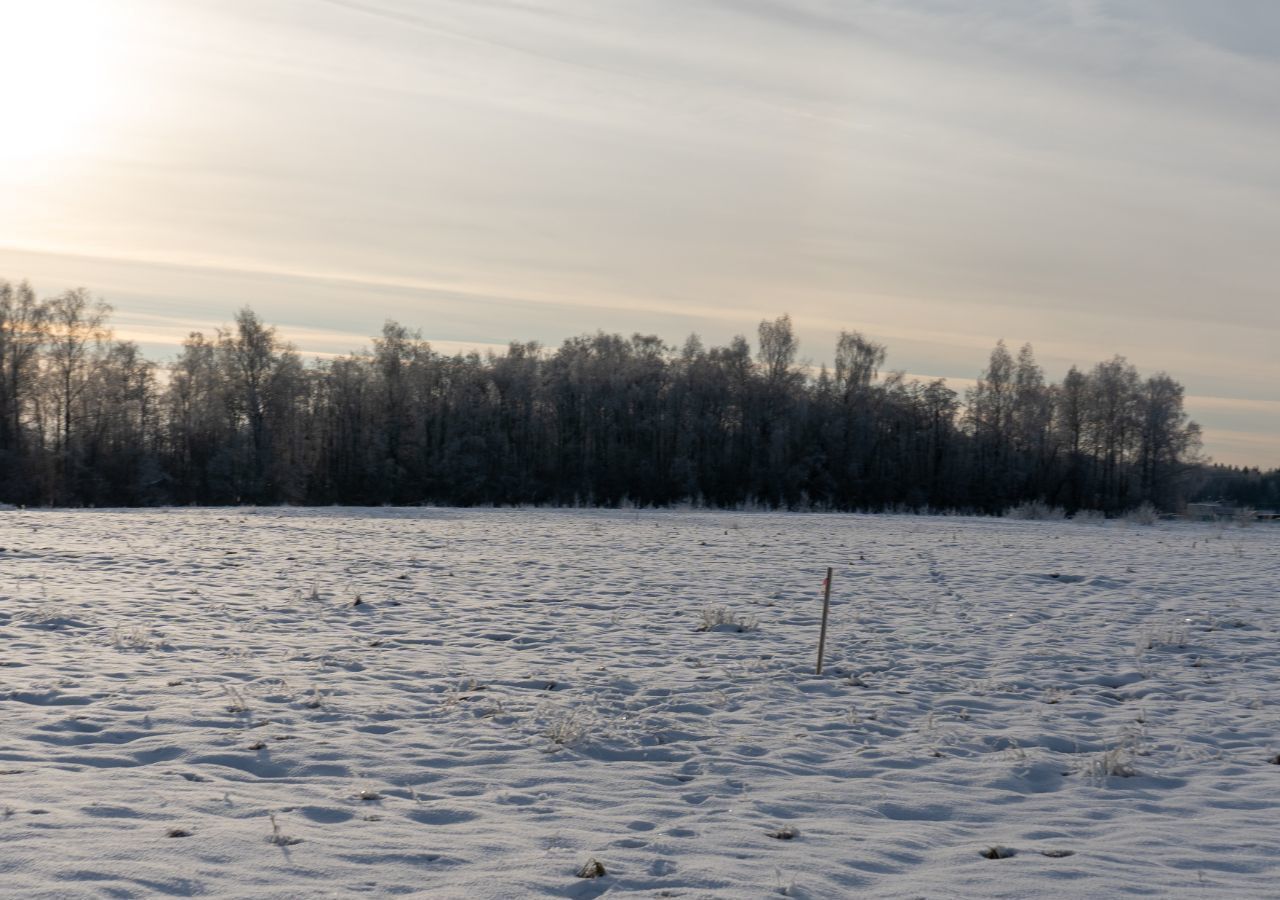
0, 277, 1208, 512
1192, 466, 1280, 512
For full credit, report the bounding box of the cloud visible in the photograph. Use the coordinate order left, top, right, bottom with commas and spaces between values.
1, 0, 1277, 466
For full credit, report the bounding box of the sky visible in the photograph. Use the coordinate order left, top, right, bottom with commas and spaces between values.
0, 0, 1277, 467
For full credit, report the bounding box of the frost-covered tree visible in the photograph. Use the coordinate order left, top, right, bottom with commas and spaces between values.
0, 280, 48, 499
0, 277, 1211, 513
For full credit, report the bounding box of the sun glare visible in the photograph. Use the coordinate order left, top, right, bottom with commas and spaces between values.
0, 1, 119, 169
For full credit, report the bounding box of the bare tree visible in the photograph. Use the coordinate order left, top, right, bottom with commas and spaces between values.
0, 280, 49, 490
43, 288, 112, 501
218, 308, 287, 501
833, 330, 886, 398
757, 314, 799, 388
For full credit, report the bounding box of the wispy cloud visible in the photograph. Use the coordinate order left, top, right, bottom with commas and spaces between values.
1, 0, 1277, 465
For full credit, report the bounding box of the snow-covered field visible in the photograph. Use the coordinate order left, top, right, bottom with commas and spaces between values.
1, 508, 1277, 899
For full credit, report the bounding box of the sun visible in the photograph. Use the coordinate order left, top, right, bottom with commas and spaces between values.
0, 1, 119, 169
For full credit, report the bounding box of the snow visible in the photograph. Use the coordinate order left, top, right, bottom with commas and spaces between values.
1, 508, 1278, 898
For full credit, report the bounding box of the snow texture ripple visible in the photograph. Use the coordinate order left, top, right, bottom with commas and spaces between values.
0, 508, 1277, 898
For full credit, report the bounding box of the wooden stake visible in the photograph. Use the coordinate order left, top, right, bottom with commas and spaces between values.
816, 566, 833, 675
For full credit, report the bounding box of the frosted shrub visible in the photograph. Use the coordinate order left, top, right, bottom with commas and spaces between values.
1124, 502, 1159, 526
222, 684, 250, 714
544, 709, 590, 747
575, 858, 607, 879
1135, 620, 1188, 655
1004, 500, 1066, 521
1082, 745, 1138, 779
267, 813, 302, 846
697, 606, 758, 633
1080, 728, 1144, 779
112, 625, 163, 650
17, 604, 60, 625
